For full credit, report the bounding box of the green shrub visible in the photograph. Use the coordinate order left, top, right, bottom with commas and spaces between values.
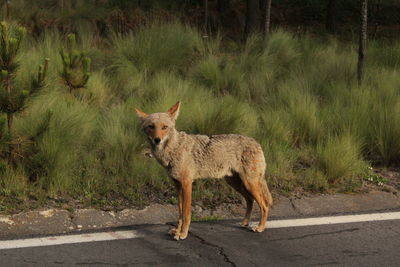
59, 33, 91, 92
265, 30, 300, 74
298, 168, 329, 193
369, 40, 400, 69
0, 163, 27, 197
316, 134, 367, 186
112, 22, 201, 75
277, 88, 323, 146
373, 102, 400, 165
192, 55, 243, 96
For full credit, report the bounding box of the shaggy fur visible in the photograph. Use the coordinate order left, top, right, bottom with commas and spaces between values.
135, 102, 273, 240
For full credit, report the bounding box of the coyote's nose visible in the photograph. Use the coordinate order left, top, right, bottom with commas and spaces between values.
154, 137, 161, 144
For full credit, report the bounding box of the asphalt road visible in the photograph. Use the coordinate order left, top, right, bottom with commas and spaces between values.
1, 216, 400, 267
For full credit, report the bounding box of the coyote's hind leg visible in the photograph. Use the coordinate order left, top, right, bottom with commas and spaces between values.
225, 174, 254, 227
241, 176, 270, 232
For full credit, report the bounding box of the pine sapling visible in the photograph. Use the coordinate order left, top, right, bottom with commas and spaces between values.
31, 58, 49, 93
0, 22, 26, 134
0, 22, 49, 163
60, 33, 91, 92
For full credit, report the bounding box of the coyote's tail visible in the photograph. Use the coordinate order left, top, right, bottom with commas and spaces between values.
261, 179, 273, 207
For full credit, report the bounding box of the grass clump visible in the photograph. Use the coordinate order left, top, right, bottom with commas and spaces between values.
112, 22, 201, 76
373, 103, 400, 165
298, 168, 329, 193
315, 134, 367, 189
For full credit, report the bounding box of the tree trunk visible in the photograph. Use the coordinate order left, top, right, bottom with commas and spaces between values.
217, 0, 230, 13
325, 0, 336, 34
7, 112, 13, 163
244, 0, 260, 40
357, 0, 368, 86
217, 0, 230, 29
7, 113, 13, 135
372, 0, 382, 39
262, 0, 272, 39
4, 74, 12, 134
204, 0, 209, 33
5, 0, 11, 20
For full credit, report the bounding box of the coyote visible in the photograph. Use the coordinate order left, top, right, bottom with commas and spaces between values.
135, 102, 273, 240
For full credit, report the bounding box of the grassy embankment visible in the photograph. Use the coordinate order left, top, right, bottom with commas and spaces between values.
1, 20, 400, 212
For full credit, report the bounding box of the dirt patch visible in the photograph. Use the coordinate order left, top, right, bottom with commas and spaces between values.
369, 167, 400, 195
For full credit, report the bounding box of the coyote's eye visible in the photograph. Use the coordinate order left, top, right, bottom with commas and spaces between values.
162, 125, 168, 130
147, 125, 155, 130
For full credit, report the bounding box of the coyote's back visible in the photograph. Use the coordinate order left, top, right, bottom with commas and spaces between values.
179, 133, 266, 179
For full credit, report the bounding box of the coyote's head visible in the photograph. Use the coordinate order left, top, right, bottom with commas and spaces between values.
135, 101, 181, 148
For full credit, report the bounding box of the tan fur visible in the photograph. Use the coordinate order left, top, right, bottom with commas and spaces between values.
136, 101, 273, 240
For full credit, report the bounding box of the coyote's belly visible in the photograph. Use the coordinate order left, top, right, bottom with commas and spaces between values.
194, 152, 237, 179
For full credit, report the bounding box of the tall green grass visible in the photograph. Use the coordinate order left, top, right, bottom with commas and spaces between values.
315, 134, 367, 186
111, 23, 201, 76
1, 21, 400, 211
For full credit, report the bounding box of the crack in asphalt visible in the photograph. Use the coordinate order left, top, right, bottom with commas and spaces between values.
75, 261, 132, 266
189, 230, 237, 267
309, 261, 341, 266
270, 227, 360, 242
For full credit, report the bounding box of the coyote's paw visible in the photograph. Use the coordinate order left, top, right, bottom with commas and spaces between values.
240, 220, 249, 227
168, 228, 179, 236
168, 228, 176, 235
173, 231, 188, 240
251, 225, 265, 233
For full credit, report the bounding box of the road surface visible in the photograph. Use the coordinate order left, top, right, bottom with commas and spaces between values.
1, 212, 400, 266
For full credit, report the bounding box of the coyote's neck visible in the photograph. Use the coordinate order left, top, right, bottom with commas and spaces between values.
150, 129, 182, 168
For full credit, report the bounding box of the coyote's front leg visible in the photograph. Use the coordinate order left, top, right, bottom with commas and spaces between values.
173, 177, 192, 240
169, 179, 183, 236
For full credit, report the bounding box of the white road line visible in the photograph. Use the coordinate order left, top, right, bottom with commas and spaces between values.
1, 212, 400, 250
0, 230, 140, 250
251, 211, 400, 229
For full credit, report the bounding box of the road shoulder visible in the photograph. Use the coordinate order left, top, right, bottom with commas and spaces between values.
0, 190, 399, 239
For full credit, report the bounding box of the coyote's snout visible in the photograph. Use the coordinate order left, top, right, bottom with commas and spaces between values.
135, 102, 273, 240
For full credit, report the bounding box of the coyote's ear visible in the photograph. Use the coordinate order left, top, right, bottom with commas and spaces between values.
167, 101, 181, 120
135, 108, 148, 121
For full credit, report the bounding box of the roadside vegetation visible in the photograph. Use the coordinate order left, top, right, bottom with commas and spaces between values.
0, 1, 398, 212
